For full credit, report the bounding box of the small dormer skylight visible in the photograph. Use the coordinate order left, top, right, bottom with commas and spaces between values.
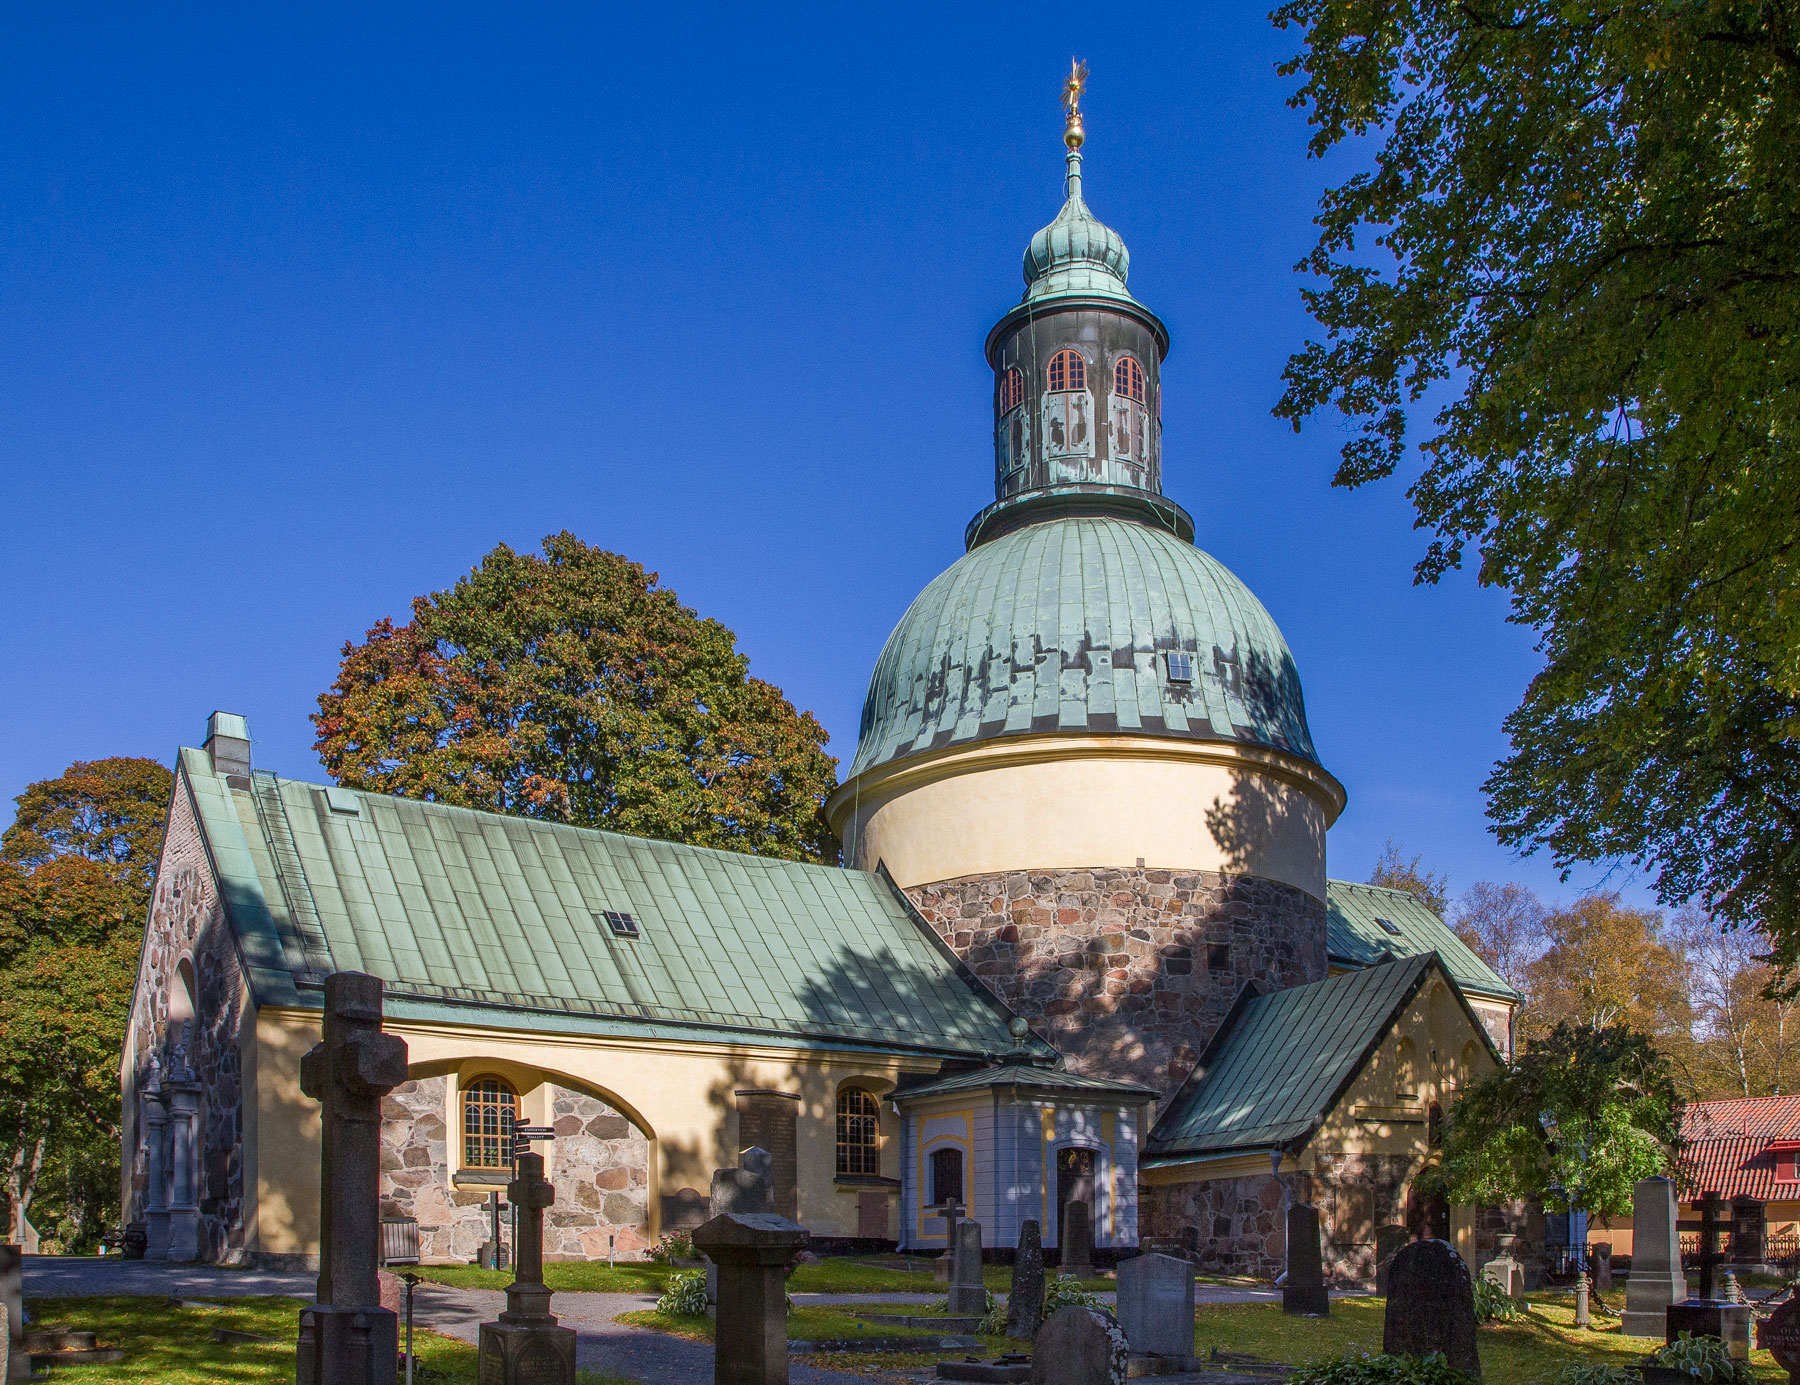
599, 910, 640, 939
1165, 651, 1194, 683
1375, 917, 1404, 936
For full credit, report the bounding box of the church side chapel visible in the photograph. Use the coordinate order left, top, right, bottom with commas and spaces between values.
118, 73, 1518, 1277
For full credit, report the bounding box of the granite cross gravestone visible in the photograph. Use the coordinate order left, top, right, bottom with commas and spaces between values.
949, 1218, 987, 1315
1117, 1252, 1196, 1358
0, 1245, 24, 1384
692, 1210, 808, 1385
1031, 1304, 1129, 1385
1061, 1200, 1094, 1280
1758, 1295, 1800, 1385
1697, 1190, 1726, 1301
1382, 1239, 1481, 1379
477, 1151, 576, 1385
1666, 1189, 1751, 1357
295, 973, 410, 1385
1623, 1176, 1688, 1338
1005, 1220, 1046, 1340
933, 1199, 963, 1283
1283, 1204, 1329, 1316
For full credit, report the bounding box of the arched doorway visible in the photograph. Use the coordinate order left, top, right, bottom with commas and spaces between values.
1406, 1181, 1449, 1241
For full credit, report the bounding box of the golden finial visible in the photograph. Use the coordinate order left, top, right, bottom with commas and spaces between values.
1062, 58, 1088, 150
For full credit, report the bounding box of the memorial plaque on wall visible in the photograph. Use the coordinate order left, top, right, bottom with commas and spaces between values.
735, 1089, 799, 1220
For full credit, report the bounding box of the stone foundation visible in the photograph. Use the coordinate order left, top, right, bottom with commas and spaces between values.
1143, 1171, 1313, 1279
906, 867, 1326, 1095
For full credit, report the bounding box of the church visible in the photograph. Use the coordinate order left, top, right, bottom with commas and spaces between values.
118, 85, 1518, 1282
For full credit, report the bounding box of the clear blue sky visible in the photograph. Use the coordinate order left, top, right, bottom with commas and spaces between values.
0, 4, 1651, 912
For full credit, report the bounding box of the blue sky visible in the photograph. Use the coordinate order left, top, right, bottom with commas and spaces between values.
0, 4, 1652, 912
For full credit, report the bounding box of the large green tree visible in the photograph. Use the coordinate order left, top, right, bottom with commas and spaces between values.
0, 756, 171, 1250
1272, 2, 1800, 962
314, 531, 841, 863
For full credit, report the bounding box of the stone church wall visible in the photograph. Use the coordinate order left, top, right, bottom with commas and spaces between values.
379, 1079, 649, 1263
124, 785, 251, 1263
906, 867, 1326, 1095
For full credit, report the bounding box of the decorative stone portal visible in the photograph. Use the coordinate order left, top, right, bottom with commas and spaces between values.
379, 1079, 650, 1263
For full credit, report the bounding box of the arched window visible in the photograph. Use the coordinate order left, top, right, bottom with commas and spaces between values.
462, 1076, 518, 1170
1047, 350, 1085, 394
1395, 1037, 1418, 1100
930, 1146, 964, 1207
1110, 354, 1150, 468
999, 366, 1026, 415
1114, 356, 1144, 402
836, 1087, 880, 1175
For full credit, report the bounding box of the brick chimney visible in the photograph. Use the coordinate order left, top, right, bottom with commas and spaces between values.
203, 711, 252, 789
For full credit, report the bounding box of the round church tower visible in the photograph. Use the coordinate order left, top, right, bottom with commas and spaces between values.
825, 81, 1345, 1094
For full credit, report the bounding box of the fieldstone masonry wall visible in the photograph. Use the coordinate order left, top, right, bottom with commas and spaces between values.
378, 1079, 650, 1263
906, 867, 1326, 1093
125, 788, 250, 1263
1143, 1170, 1312, 1279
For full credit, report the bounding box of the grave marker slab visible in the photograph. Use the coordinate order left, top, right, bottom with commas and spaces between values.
1759, 1295, 1800, 1385
692, 1210, 808, 1385
1030, 1305, 1128, 1385
1061, 1201, 1094, 1280
1382, 1239, 1480, 1379
1622, 1176, 1688, 1338
1005, 1220, 1045, 1341
949, 1219, 986, 1316
1117, 1252, 1195, 1357
1283, 1204, 1329, 1317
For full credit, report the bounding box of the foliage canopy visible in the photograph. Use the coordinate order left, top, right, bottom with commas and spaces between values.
1273, 0, 1800, 961
314, 532, 840, 863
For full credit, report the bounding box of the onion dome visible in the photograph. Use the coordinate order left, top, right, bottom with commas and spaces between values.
847, 514, 1321, 779
1022, 148, 1133, 303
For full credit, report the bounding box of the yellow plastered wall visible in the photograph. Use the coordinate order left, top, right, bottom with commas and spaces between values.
249, 1005, 925, 1259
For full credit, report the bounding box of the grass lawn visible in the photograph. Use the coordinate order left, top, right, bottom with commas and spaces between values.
405, 1260, 677, 1294
405, 1255, 1110, 1297
616, 1303, 952, 1343
24, 1295, 631, 1385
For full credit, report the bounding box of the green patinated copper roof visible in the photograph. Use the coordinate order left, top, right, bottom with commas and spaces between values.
176, 747, 1045, 1060
1145, 955, 1438, 1160
895, 1063, 1156, 1104
1022, 149, 1135, 306
848, 515, 1319, 778
1326, 879, 1518, 1002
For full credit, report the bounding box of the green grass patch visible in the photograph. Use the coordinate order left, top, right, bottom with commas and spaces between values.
404, 1260, 677, 1294
617, 1303, 951, 1343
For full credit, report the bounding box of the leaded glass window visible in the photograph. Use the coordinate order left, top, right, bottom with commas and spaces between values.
462, 1076, 517, 1170
835, 1087, 880, 1176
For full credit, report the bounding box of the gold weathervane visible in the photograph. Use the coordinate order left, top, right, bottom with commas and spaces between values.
1062, 58, 1088, 150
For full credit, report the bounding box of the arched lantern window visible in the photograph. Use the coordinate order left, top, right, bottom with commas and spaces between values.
835, 1087, 880, 1175
999, 366, 1026, 414
1110, 354, 1150, 467
1047, 350, 1086, 394
1114, 355, 1145, 402
462, 1076, 518, 1170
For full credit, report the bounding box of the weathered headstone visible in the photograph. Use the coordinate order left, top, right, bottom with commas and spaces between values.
949, 1218, 986, 1315
1117, 1252, 1196, 1357
1591, 1242, 1613, 1294
1061, 1200, 1094, 1280
141, 1066, 170, 1261
1005, 1220, 1046, 1340
932, 1199, 963, 1281
1758, 1294, 1800, 1385
1481, 1233, 1525, 1302
1031, 1304, 1128, 1385
1622, 1176, 1688, 1338
1283, 1204, 1329, 1316
164, 1042, 202, 1264
1669, 1300, 1753, 1360
477, 1151, 576, 1385
295, 972, 410, 1385
0, 1245, 24, 1385
1696, 1189, 1727, 1301
1382, 1239, 1480, 1379
706, 1150, 775, 1312
692, 1210, 808, 1385
1374, 1224, 1408, 1297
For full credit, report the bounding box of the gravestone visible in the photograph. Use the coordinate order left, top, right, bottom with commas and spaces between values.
692, 1210, 808, 1385
1117, 1252, 1196, 1357
1, 1245, 24, 1384
477, 1151, 576, 1385
1031, 1304, 1129, 1385
1622, 1176, 1688, 1338
1382, 1239, 1480, 1379
1061, 1200, 1094, 1280
1757, 1294, 1800, 1385
1481, 1233, 1525, 1302
295, 972, 410, 1385
1374, 1224, 1408, 1296
1696, 1190, 1727, 1301
932, 1199, 963, 1282
1283, 1204, 1329, 1316
706, 1149, 775, 1312
949, 1218, 986, 1315
141, 1066, 170, 1261
163, 1044, 202, 1264
1665, 1188, 1750, 1356
1005, 1220, 1046, 1340
1591, 1242, 1612, 1294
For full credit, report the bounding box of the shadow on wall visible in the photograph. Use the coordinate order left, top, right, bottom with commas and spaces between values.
1202, 763, 1320, 883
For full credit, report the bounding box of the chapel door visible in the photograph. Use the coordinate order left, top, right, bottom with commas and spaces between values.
1057, 1147, 1096, 1244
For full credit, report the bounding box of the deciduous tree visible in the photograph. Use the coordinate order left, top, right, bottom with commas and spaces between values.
1368, 839, 1449, 916
1671, 907, 1800, 1098
1273, 0, 1800, 965
313, 532, 840, 863
1522, 894, 1690, 1045
1452, 881, 1548, 995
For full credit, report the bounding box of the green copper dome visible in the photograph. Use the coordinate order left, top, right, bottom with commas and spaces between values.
1022, 149, 1134, 304
847, 515, 1320, 778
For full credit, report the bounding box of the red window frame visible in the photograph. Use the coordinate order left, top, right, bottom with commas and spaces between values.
999, 366, 1026, 414
1048, 350, 1086, 394
1114, 356, 1145, 403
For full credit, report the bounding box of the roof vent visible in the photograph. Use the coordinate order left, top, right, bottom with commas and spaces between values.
1164, 651, 1194, 683
204, 711, 252, 789
598, 910, 640, 939
1375, 917, 1404, 936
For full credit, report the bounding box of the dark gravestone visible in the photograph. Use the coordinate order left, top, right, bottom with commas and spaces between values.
476, 1151, 576, 1385
1758, 1295, 1800, 1385
1005, 1220, 1046, 1340
296, 973, 409, 1385
692, 1211, 808, 1385
1061, 1201, 1094, 1280
1116, 1252, 1195, 1358
949, 1219, 986, 1315
1382, 1239, 1480, 1379
1591, 1242, 1613, 1294
1623, 1176, 1686, 1337
1374, 1224, 1408, 1297
1, 1245, 24, 1384
1030, 1305, 1129, 1385
706, 1150, 775, 1312
1283, 1204, 1329, 1316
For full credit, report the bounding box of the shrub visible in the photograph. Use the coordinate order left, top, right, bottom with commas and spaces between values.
1289, 1351, 1472, 1385
1552, 1364, 1633, 1385
655, 1269, 709, 1316
1473, 1277, 1524, 1323
1043, 1276, 1103, 1316
647, 1230, 694, 1264
1650, 1332, 1749, 1385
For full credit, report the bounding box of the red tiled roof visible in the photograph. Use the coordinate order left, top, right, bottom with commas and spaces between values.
1683, 1095, 1800, 1143
1678, 1097, 1800, 1201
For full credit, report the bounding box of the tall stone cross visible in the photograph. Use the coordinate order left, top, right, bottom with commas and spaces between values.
479, 1150, 575, 1382
1697, 1189, 1727, 1302
296, 972, 409, 1385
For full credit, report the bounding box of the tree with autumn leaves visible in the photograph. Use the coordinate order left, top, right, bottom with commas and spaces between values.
313, 532, 841, 863
0, 757, 171, 1250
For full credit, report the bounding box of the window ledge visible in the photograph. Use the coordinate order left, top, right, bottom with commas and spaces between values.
452, 1169, 512, 1187
834, 1175, 902, 1189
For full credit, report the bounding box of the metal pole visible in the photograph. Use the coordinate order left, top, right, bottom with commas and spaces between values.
402, 1272, 418, 1385
1574, 1205, 1591, 1329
